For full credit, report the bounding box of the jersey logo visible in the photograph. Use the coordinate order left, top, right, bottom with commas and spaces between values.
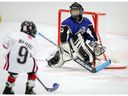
80, 26, 86, 33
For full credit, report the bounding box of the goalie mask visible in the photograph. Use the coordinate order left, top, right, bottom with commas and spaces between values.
70, 2, 84, 22
21, 21, 37, 38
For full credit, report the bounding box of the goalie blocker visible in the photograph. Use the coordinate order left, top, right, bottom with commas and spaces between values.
46, 32, 106, 68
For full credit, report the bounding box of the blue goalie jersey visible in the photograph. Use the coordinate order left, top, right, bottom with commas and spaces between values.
62, 16, 94, 41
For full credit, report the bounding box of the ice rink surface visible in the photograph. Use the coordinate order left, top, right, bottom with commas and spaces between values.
0, 22, 128, 95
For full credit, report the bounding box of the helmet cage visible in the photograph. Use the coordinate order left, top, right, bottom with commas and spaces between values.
70, 2, 84, 22
70, 7, 83, 18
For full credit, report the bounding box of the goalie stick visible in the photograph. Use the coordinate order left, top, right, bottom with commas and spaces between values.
38, 32, 111, 73
74, 57, 111, 73
37, 77, 59, 92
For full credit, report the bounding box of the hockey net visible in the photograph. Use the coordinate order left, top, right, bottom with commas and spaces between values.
58, 9, 127, 69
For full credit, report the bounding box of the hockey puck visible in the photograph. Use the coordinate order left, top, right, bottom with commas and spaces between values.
53, 83, 59, 88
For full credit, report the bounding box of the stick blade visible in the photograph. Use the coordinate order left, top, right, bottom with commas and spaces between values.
48, 83, 59, 92
96, 60, 111, 72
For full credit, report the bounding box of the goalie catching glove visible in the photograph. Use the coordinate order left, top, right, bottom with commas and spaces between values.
89, 41, 105, 56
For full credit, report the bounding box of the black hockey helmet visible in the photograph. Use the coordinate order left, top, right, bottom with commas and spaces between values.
70, 2, 84, 22
21, 21, 37, 38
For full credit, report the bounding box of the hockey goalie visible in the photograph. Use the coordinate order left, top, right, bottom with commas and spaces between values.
46, 2, 111, 73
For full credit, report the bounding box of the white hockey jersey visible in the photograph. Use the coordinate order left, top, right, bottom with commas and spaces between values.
3, 31, 38, 73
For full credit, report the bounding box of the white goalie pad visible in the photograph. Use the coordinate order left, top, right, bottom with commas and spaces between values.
70, 33, 94, 63
46, 43, 72, 68
46, 48, 64, 67
59, 43, 72, 61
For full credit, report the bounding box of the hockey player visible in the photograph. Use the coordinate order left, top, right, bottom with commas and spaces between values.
2, 21, 38, 94
46, 2, 105, 68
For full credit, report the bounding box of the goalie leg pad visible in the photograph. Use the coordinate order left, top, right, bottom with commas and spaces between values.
70, 33, 95, 63
59, 43, 72, 61
78, 46, 90, 62
46, 48, 64, 68
46, 43, 72, 68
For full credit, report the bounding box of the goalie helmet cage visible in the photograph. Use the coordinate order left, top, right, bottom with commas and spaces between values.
57, 9, 127, 69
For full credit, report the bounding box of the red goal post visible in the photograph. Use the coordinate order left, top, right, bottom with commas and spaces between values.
58, 9, 127, 69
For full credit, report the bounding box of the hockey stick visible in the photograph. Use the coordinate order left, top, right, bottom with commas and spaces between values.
37, 77, 59, 92
38, 33, 57, 46
38, 32, 111, 73
74, 57, 111, 73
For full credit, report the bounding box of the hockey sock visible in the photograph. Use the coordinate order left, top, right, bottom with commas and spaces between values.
6, 73, 18, 87
27, 73, 37, 88
7, 75, 16, 83
28, 73, 37, 81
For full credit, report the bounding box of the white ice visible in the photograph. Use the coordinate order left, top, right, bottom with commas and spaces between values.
0, 22, 128, 95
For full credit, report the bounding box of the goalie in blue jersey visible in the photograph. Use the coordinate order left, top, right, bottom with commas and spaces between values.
47, 2, 105, 68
